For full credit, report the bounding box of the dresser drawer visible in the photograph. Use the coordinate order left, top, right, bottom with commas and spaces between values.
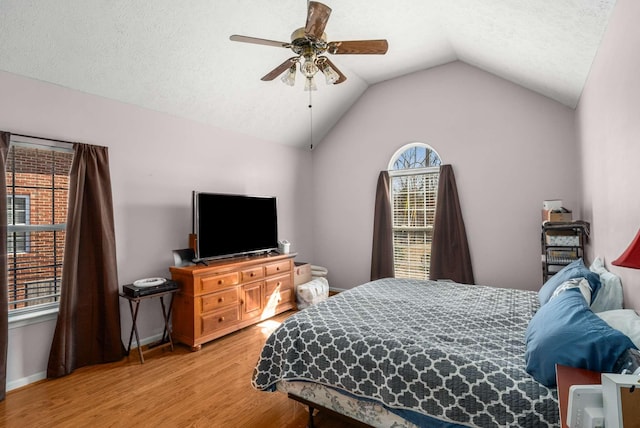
265, 260, 291, 277
241, 266, 264, 282
265, 287, 293, 309
265, 274, 292, 295
198, 272, 239, 293
201, 306, 240, 335
201, 289, 238, 313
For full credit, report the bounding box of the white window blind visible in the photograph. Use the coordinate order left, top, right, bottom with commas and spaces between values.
391, 172, 439, 279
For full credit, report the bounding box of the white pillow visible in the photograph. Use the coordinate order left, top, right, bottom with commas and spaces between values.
597, 309, 640, 348
550, 278, 591, 305
590, 257, 607, 275
589, 257, 624, 312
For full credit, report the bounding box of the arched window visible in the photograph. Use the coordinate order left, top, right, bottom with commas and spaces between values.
388, 143, 441, 279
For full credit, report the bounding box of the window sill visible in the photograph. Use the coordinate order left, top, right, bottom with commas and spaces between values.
9, 307, 59, 329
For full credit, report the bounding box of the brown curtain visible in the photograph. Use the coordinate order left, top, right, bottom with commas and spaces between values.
429, 164, 475, 284
47, 143, 123, 378
371, 171, 395, 280
0, 132, 9, 400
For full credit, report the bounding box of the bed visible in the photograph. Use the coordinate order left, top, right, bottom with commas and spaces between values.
252, 270, 637, 427
252, 278, 558, 427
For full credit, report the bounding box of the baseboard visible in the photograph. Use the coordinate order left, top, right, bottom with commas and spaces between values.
7, 371, 47, 392
7, 332, 166, 392
130, 331, 166, 349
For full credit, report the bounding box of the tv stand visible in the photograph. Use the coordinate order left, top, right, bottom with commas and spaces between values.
169, 253, 296, 351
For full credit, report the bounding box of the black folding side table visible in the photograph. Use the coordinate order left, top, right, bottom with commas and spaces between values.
120, 285, 178, 364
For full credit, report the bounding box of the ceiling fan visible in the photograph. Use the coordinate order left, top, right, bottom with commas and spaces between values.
229, 1, 388, 90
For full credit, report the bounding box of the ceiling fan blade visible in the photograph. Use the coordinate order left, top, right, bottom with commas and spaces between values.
305, 1, 332, 40
321, 57, 347, 84
327, 39, 389, 55
230, 35, 290, 48
261, 57, 298, 81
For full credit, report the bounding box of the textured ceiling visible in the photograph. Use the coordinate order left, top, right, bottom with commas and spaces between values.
0, 0, 617, 149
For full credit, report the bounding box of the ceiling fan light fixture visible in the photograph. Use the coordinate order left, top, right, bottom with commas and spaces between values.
301, 54, 319, 78
318, 60, 339, 84
281, 64, 297, 86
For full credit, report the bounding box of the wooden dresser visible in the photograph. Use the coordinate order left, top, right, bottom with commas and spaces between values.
169, 253, 296, 350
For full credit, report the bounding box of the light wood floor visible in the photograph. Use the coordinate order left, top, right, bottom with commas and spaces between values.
0, 311, 359, 428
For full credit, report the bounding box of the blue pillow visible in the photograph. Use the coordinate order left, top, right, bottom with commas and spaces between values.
539, 258, 601, 306
525, 288, 636, 387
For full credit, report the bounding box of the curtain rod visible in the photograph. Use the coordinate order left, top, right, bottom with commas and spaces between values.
11, 132, 79, 146
9, 132, 107, 149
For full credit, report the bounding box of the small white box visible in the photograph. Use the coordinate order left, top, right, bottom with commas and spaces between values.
278, 240, 290, 254
543, 199, 563, 210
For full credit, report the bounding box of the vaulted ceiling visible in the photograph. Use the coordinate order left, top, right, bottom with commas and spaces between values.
0, 0, 617, 149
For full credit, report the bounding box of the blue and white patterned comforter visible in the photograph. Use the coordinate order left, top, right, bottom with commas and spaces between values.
252, 278, 558, 427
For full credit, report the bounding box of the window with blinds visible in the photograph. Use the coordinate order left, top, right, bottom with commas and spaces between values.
6, 139, 73, 315
389, 143, 441, 280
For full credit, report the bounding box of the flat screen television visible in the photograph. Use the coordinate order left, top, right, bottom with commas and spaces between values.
192, 191, 278, 262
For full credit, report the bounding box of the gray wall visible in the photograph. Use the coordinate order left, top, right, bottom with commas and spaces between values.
0, 70, 314, 389
312, 61, 578, 291
577, 0, 640, 311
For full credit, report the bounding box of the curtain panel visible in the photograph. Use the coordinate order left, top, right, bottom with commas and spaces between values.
429, 164, 475, 284
47, 143, 123, 378
371, 170, 395, 280
0, 132, 9, 400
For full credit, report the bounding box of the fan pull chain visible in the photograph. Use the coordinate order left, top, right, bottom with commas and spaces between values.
308, 89, 314, 150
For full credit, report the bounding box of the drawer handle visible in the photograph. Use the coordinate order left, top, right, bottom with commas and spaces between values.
276, 267, 280, 271
218, 297, 224, 303
218, 279, 224, 285
277, 282, 282, 287
218, 317, 225, 323
250, 272, 255, 277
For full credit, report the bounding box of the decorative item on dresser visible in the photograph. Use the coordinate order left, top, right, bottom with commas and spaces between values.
169, 253, 296, 351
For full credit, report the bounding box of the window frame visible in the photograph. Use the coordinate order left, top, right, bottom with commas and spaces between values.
388, 143, 441, 280
6, 136, 73, 323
